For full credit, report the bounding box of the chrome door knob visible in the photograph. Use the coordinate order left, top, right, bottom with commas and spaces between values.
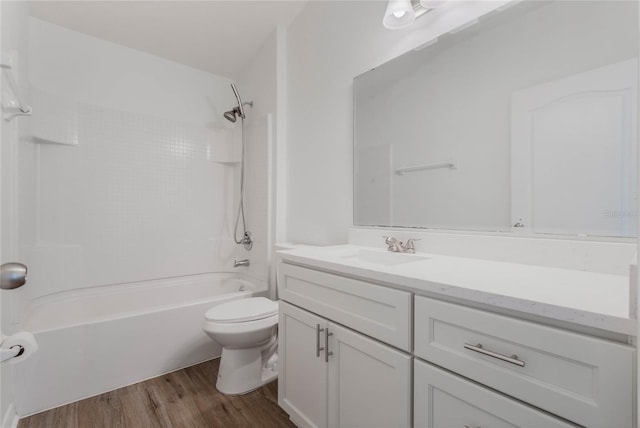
1, 262, 27, 290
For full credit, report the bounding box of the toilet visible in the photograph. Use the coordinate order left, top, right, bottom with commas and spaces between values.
202, 297, 279, 395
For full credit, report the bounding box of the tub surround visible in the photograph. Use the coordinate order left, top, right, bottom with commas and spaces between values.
22, 274, 266, 333
278, 244, 635, 336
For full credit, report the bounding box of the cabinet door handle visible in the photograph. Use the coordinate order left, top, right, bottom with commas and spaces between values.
316, 324, 325, 357
464, 343, 525, 367
325, 328, 333, 363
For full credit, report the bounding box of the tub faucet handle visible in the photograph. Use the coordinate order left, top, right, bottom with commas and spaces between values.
233, 259, 250, 268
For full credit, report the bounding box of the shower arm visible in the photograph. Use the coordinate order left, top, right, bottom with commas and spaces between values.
231, 83, 246, 118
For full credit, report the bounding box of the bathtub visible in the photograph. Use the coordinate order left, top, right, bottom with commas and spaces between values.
14, 273, 266, 416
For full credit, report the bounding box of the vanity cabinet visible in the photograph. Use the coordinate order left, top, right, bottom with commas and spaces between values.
277, 259, 635, 428
277, 263, 412, 351
414, 296, 634, 428
414, 360, 576, 428
278, 302, 329, 428
279, 301, 412, 428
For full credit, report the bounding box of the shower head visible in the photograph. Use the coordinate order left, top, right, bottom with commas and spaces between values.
224, 108, 238, 123
222, 83, 253, 123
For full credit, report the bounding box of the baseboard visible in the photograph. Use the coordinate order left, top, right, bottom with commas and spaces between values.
1, 403, 19, 428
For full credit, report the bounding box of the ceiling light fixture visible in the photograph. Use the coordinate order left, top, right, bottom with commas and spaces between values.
383, 0, 416, 29
383, 0, 447, 30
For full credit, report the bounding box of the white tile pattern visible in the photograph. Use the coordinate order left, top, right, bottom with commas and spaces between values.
30, 91, 237, 298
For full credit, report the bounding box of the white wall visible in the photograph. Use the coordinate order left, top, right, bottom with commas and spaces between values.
21, 18, 244, 308
1, 2, 31, 425
286, 0, 511, 245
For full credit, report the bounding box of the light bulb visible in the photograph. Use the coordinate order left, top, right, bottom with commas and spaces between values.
383, 0, 416, 30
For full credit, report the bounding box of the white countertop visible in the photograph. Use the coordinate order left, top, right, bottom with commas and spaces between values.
278, 245, 635, 336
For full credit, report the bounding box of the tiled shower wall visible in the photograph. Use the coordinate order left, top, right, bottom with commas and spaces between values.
30, 89, 238, 298
13, 18, 259, 315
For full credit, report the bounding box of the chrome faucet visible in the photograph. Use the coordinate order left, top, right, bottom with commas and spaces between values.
402, 239, 419, 254
384, 236, 420, 254
233, 259, 250, 268
384, 236, 404, 252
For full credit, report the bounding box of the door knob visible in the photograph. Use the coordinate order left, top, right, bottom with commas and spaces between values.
1, 262, 27, 290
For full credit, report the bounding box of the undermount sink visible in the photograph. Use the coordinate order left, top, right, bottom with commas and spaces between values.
341, 249, 428, 266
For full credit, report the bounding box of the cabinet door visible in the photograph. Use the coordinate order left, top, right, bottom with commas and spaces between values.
327, 322, 411, 428
279, 302, 328, 428
414, 359, 577, 428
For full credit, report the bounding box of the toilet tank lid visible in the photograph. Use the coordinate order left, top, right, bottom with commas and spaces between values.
205, 297, 278, 323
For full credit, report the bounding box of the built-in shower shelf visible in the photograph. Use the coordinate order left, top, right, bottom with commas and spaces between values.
1, 51, 32, 121
31, 136, 79, 146
28, 87, 79, 145
208, 129, 241, 164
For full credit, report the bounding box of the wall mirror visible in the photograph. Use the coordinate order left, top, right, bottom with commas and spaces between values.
354, 0, 639, 238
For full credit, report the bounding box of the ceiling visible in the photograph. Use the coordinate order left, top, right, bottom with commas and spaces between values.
30, 1, 307, 78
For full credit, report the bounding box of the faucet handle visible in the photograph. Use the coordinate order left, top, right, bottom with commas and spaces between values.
401, 238, 421, 253
383, 236, 401, 252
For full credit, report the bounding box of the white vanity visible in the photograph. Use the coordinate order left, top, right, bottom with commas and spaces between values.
276, 244, 635, 428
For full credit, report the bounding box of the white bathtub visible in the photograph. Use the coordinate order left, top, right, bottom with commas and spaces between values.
14, 273, 266, 416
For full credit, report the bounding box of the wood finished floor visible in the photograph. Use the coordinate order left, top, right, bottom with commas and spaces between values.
18, 359, 295, 428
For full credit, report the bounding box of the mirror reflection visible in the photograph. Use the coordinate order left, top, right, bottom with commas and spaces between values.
354, 1, 638, 237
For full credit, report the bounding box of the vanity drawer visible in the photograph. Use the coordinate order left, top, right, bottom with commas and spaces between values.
414, 296, 634, 427
278, 262, 411, 351
414, 359, 577, 428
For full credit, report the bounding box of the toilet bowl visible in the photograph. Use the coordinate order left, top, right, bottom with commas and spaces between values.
202, 297, 279, 395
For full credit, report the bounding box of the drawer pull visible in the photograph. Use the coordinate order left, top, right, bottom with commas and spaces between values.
325, 328, 333, 362
464, 343, 525, 367
316, 324, 325, 357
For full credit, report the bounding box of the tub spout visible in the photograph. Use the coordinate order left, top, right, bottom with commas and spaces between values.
233, 259, 250, 268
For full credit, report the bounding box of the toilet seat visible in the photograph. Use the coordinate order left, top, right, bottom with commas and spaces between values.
205, 297, 278, 323
201, 296, 279, 395
203, 313, 278, 337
